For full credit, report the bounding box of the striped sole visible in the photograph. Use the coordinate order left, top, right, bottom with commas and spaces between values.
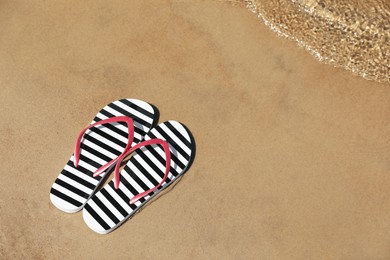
50, 99, 158, 213
83, 120, 195, 234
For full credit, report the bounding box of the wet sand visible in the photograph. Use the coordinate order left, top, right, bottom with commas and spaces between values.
245, 0, 390, 82
0, 1, 389, 259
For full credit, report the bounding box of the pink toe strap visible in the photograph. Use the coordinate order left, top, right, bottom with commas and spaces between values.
113, 138, 171, 204
73, 116, 135, 176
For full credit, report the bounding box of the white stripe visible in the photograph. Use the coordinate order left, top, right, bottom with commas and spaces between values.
132, 198, 144, 208
127, 163, 155, 190
106, 185, 134, 214
68, 155, 111, 179
169, 120, 191, 142
137, 148, 176, 180
79, 149, 108, 166
95, 192, 124, 222
69, 155, 98, 172
126, 99, 154, 114
87, 200, 116, 228
64, 163, 99, 185
159, 124, 192, 155
101, 107, 148, 135
113, 100, 154, 124
134, 155, 176, 187
52, 183, 87, 204
141, 139, 186, 172
87, 131, 126, 153
120, 168, 148, 193
82, 139, 118, 160
133, 154, 164, 184
94, 112, 130, 134
117, 182, 136, 202
149, 129, 189, 165
93, 112, 143, 142
103, 106, 139, 129
57, 174, 93, 194
50, 194, 80, 210
88, 120, 129, 144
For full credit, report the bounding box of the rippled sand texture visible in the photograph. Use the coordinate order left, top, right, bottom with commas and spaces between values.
244, 0, 389, 82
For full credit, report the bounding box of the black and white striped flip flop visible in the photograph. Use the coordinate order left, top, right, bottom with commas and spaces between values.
82, 120, 195, 234
50, 99, 159, 213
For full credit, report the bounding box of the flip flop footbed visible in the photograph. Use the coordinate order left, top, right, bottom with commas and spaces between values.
83, 120, 194, 234
50, 99, 157, 213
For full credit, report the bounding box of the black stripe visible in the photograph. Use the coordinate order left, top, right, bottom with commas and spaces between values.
94, 114, 145, 137
165, 121, 192, 148
94, 114, 129, 138
131, 157, 160, 186
136, 149, 165, 179
153, 126, 190, 160
132, 125, 146, 138
54, 179, 90, 198
101, 189, 128, 218
66, 159, 101, 179
134, 151, 172, 185
124, 171, 157, 197
123, 165, 151, 192
61, 169, 96, 190
147, 132, 186, 171
118, 171, 148, 204
138, 143, 181, 176
108, 103, 152, 128
119, 99, 155, 119
50, 188, 83, 207
98, 109, 147, 137
91, 196, 120, 224
132, 136, 141, 144
84, 135, 122, 156
84, 203, 111, 230
96, 110, 127, 128
79, 144, 112, 163
135, 151, 173, 188
78, 154, 103, 169
89, 127, 127, 148
108, 182, 137, 210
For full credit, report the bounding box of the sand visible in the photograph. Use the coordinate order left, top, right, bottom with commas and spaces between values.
244, 0, 390, 82
0, 1, 389, 259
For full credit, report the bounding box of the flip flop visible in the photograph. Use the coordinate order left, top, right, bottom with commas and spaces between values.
82, 120, 195, 234
50, 99, 159, 213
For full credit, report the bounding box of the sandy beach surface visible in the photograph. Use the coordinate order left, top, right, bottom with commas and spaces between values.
0, 1, 389, 259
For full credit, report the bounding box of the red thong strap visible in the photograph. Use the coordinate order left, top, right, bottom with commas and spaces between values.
113, 138, 171, 204
73, 116, 135, 176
